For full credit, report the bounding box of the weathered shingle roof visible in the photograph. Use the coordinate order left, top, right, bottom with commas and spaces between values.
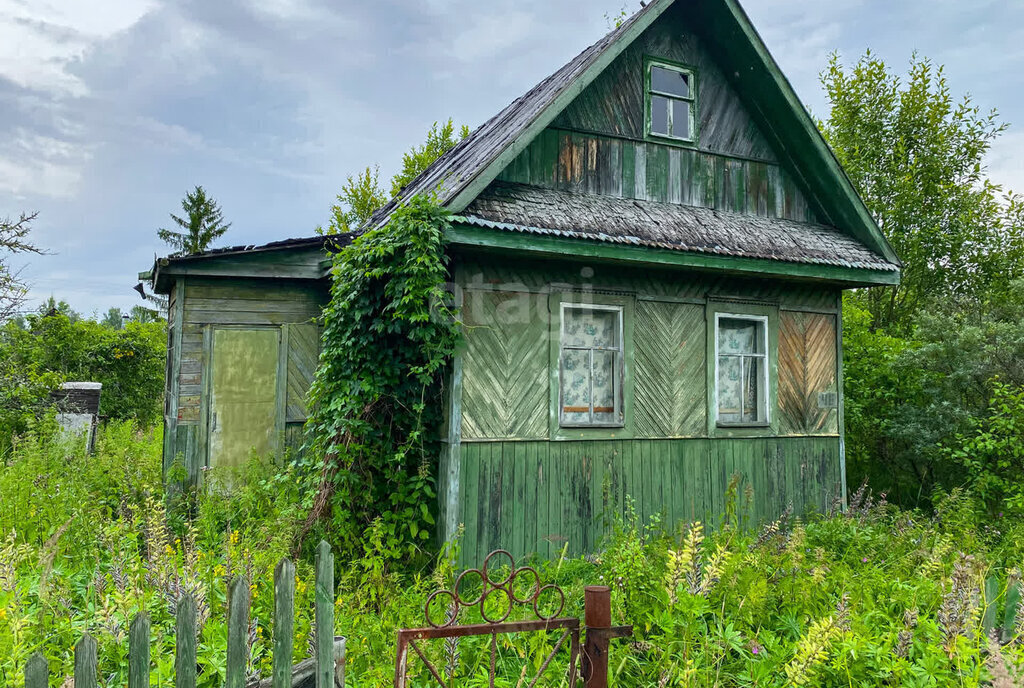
458, 183, 897, 272
367, 0, 666, 228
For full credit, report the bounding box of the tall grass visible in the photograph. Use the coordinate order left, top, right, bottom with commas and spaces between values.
1, 422, 1022, 686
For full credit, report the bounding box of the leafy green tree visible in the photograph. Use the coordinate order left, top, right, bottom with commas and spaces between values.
158, 185, 232, 255
820, 52, 1024, 332
326, 119, 468, 233
845, 281, 1024, 506
101, 307, 125, 330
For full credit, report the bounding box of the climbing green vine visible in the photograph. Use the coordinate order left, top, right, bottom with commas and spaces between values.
302, 196, 460, 560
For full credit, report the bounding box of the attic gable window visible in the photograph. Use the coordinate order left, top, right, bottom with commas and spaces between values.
646, 59, 696, 143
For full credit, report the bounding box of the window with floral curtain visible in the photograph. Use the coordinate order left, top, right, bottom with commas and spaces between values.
716, 315, 768, 424
560, 304, 623, 427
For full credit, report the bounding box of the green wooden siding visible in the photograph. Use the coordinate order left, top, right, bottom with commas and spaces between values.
634, 301, 706, 438
163, 275, 327, 483
496, 128, 816, 223
457, 437, 841, 566
457, 253, 843, 444
461, 290, 549, 440
457, 254, 839, 312
550, 2, 777, 163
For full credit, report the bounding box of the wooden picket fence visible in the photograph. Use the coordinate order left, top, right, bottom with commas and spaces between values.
22, 541, 343, 688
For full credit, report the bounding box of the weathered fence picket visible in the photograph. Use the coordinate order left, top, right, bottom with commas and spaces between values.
24, 652, 47, 688
130, 613, 151, 688
314, 540, 335, 688
74, 634, 97, 688
983, 576, 1000, 634
175, 595, 198, 688
1005, 581, 1022, 642
227, 576, 252, 688
274, 559, 296, 688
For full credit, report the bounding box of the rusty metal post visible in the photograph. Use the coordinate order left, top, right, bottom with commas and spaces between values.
583, 586, 611, 688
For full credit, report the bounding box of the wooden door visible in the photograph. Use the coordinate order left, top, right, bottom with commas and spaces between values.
208, 327, 281, 470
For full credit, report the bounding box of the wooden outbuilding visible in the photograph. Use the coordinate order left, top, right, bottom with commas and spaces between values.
148, 0, 900, 563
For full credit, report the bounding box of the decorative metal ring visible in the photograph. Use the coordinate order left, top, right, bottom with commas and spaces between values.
533, 584, 565, 621
424, 589, 458, 628
509, 566, 541, 604
482, 549, 515, 587
454, 568, 485, 607
481, 585, 513, 624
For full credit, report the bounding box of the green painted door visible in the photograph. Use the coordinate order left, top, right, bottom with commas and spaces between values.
208, 328, 280, 470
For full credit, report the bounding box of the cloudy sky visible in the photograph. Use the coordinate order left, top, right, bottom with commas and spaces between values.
2, 0, 1023, 316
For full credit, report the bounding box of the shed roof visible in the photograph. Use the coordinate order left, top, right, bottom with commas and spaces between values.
459, 183, 896, 272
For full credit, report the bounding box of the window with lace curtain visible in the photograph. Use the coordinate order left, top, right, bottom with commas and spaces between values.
715, 313, 769, 425
558, 304, 624, 427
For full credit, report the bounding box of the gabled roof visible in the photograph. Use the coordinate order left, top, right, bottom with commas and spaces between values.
370, 0, 900, 274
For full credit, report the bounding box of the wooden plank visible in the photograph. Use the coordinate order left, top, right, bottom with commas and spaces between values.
184, 309, 320, 327
522, 442, 537, 559
501, 443, 515, 553
24, 653, 47, 688
129, 614, 150, 688
461, 445, 480, 568
1004, 581, 1021, 640
226, 577, 251, 688
667, 148, 682, 204
74, 635, 97, 688
175, 596, 198, 688
531, 128, 559, 188
314, 541, 335, 688
983, 577, 1000, 635
186, 280, 327, 303
645, 144, 669, 202
621, 140, 635, 199
634, 143, 647, 200
273, 559, 296, 688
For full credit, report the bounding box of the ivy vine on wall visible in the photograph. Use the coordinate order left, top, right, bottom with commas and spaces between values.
301, 196, 460, 560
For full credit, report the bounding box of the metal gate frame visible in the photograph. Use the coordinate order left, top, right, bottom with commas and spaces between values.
394, 550, 631, 688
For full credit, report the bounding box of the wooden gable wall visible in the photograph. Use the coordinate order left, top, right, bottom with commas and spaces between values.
495, 3, 820, 223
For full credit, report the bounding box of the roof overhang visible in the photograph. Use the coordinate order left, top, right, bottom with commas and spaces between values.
447, 221, 899, 288
147, 236, 343, 294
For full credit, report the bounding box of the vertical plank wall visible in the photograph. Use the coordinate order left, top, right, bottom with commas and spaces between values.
165, 277, 326, 483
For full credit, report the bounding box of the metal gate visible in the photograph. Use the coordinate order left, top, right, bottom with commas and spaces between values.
394, 550, 631, 688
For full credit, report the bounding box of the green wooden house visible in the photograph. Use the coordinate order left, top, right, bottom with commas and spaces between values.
149, 0, 900, 564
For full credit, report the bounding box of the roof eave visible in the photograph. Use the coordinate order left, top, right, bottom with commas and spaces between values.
697, 0, 901, 268
447, 222, 900, 288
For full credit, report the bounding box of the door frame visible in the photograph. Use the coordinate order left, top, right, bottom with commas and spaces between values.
199, 324, 287, 480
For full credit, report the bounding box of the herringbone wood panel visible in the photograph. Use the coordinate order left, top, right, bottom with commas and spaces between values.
778, 312, 838, 435
462, 291, 549, 439
634, 301, 706, 437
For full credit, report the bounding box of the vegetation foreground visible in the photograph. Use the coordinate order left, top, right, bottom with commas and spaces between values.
0, 422, 1021, 687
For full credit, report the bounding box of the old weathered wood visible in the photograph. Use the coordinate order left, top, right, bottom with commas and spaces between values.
24, 652, 47, 688
227, 576, 252, 688
273, 559, 296, 688
249, 638, 346, 688
778, 312, 838, 435
175, 596, 198, 688
314, 541, 335, 688
74, 634, 98, 688
129, 613, 151, 688
1004, 581, 1022, 641
461, 290, 549, 440
634, 301, 705, 437
983, 577, 1000, 635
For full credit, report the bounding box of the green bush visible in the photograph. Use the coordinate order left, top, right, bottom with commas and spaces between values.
0, 314, 166, 451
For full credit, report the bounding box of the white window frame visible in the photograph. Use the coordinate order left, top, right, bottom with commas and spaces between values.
714, 313, 770, 426
647, 60, 696, 143
558, 303, 625, 428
